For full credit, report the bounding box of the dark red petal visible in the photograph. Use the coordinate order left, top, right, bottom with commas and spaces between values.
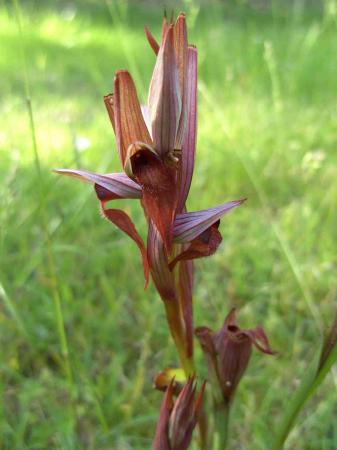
145, 26, 160, 55
217, 337, 253, 403
195, 326, 217, 358
54, 169, 142, 199
148, 25, 181, 158
174, 199, 245, 243
177, 46, 198, 212
153, 382, 174, 450
169, 378, 204, 450
169, 223, 222, 270
114, 70, 152, 165
101, 205, 149, 288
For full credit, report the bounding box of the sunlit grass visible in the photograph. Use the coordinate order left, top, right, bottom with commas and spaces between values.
1, 1, 337, 448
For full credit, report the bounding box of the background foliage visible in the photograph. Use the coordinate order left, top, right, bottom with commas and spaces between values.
1, 0, 337, 448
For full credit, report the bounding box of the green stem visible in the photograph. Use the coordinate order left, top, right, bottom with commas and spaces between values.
270, 343, 337, 450
214, 403, 230, 450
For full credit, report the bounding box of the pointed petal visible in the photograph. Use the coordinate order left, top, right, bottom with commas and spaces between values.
54, 169, 142, 199
169, 222, 222, 270
174, 199, 246, 243
114, 70, 152, 165
101, 206, 149, 288
125, 144, 177, 252
243, 326, 275, 355
144, 26, 159, 55
153, 382, 174, 450
104, 93, 115, 131
177, 46, 198, 212
148, 25, 181, 157
173, 13, 189, 150
169, 377, 203, 450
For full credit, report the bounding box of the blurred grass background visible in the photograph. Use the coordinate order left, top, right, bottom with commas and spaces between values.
1, 0, 337, 448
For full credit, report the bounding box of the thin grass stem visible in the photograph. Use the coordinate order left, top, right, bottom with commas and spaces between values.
12, 0, 72, 385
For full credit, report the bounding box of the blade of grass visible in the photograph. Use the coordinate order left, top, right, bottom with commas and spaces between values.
12, 0, 72, 385
0, 281, 28, 338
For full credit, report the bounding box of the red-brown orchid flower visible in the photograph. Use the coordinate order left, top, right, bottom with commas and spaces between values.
195, 309, 274, 404
55, 13, 244, 373
153, 377, 205, 450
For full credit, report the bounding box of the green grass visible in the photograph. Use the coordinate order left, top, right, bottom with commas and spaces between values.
1, 0, 337, 448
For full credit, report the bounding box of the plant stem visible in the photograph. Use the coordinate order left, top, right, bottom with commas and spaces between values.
214, 403, 230, 450
270, 343, 337, 450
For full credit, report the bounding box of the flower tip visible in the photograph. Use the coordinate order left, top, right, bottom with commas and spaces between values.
240, 197, 248, 203
114, 69, 130, 83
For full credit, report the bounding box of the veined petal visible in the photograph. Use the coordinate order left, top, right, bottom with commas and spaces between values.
169, 222, 222, 270
174, 199, 246, 243
114, 70, 152, 165
173, 13, 188, 150
144, 25, 159, 55
177, 46, 198, 212
148, 25, 181, 158
101, 206, 149, 288
54, 169, 142, 199
153, 381, 174, 450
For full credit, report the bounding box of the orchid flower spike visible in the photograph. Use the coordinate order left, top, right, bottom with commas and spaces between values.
195, 309, 274, 405
54, 12, 245, 373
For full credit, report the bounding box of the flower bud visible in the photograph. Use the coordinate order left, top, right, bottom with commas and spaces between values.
153, 378, 205, 450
